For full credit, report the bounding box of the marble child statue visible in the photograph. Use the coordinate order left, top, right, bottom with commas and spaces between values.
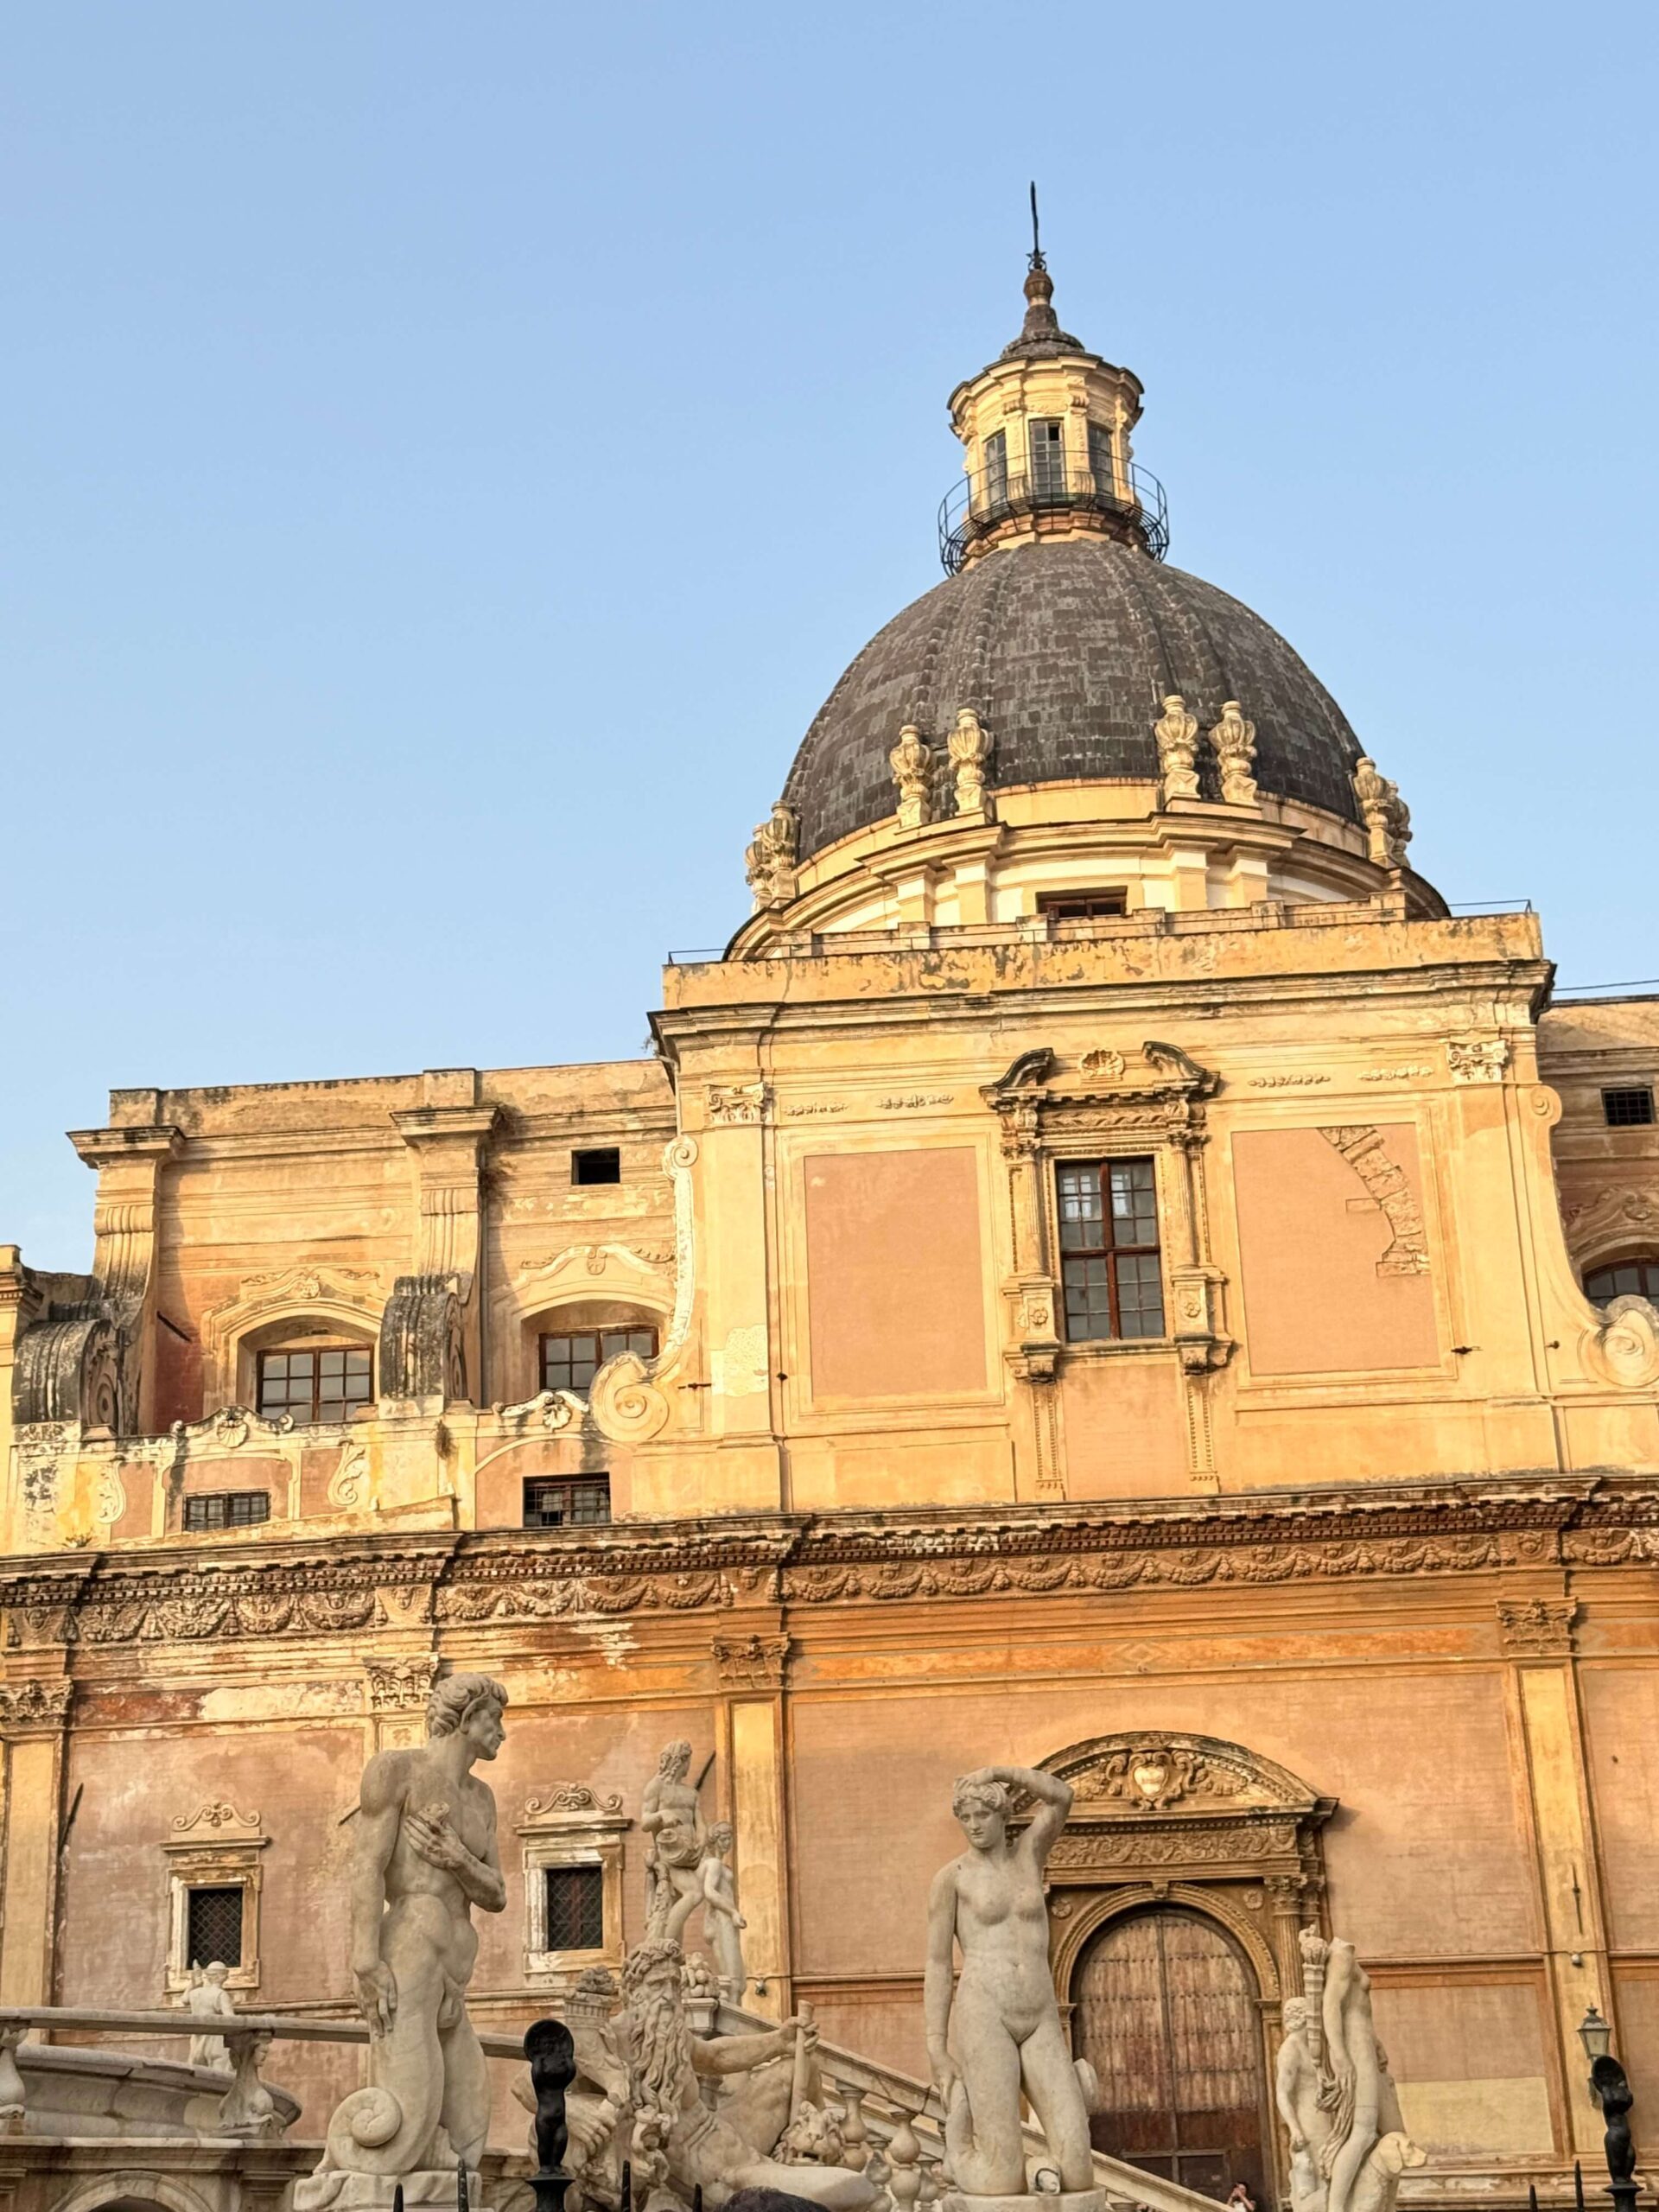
1275, 1930, 1424, 2212
700, 1822, 748, 2000
184, 1959, 238, 2070
297, 1672, 509, 2209
926, 1767, 1098, 2205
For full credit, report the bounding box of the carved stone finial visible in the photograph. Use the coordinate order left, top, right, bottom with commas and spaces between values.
947, 709, 993, 815
1209, 701, 1258, 805
743, 801, 799, 912
889, 726, 933, 830
1352, 756, 1412, 869
1154, 694, 1201, 803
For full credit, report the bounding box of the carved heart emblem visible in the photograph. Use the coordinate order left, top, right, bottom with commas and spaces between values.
1131, 1753, 1171, 1802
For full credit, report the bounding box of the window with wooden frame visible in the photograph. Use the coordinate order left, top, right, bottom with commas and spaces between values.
982, 427, 1009, 509
1057, 1158, 1166, 1340
183, 1491, 270, 1534
1039, 889, 1129, 921
1585, 1257, 1659, 1306
1086, 420, 1117, 498
539, 1325, 658, 1396
1029, 416, 1067, 499
257, 1343, 372, 1424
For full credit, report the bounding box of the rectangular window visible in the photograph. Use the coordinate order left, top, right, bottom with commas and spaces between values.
1602, 1086, 1655, 1128
1087, 421, 1116, 499
1057, 1159, 1165, 1341
186, 1885, 245, 1969
1039, 888, 1129, 920
543, 1864, 605, 1951
257, 1345, 372, 1423
524, 1476, 612, 1529
1029, 418, 1066, 499
540, 1326, 658, 1395
983, 428, 1008, 509
571, 1147, 621, 1185
183, 1491, 270, 1533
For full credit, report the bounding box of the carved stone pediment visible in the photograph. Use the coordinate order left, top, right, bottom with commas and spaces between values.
1016, 1730, 1333, 1878
980, 1040, 1221, 1154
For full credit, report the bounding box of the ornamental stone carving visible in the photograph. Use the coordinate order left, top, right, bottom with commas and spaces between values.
889, 725, 933, 830
364, 1655, 442, 1712
947, 708, 993, 814
1447, 1037, 1510, 1084
378, 1274, 465, 1405
744, 802, 800, 911
1154, 694, 1201, 802
1584, 1294, 1659, 1389
1319, 1127, 1430, 1276
1209, 700, 1258, 804
12, 1313, 124, 1431
712, 1633, 791, 1690
1496, 1598, 1578, 1657
705, 1083, 769, 1127
0, 1678, 73, 1731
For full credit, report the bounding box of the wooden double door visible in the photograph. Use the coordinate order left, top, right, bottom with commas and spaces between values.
1072, 1905, 1269, 2205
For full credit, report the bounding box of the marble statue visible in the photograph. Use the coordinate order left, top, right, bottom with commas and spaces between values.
618, 1938, 875, 2210
184, 1959, 238, 2070
1278, 1930, 1424, 2212
643, 1740, 708, 1943
925, 1767, 1098, 2207
701, 1821, 747, 2000
296, 1672, 509, 2209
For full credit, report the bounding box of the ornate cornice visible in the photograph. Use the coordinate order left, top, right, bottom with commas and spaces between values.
1, 1479, 1656, 1646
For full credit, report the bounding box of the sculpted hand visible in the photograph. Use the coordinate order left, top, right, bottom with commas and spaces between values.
406, 1804, 467, 1872
354, 1961, 397, 2036
930, 2050, 960, 2107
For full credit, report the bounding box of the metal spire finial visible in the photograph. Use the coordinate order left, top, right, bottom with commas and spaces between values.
1028, 181, 1046, 272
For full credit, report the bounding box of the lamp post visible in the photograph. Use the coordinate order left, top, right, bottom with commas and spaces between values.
1579, 2007, 1640, 2212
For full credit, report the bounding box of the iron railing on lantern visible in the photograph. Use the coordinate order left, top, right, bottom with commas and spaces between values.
938, 457, 1170, 574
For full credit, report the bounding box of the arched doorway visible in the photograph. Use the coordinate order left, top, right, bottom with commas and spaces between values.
1073, 1905, 1269, 2204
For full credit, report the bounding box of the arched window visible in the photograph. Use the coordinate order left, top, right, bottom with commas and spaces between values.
1073, 1906, 1268, 2204
254, 1330, 373, 1424
1585, 1257, 1659, 1306
539, 1318, 658, 1396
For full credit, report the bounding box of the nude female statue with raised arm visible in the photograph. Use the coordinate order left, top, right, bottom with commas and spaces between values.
925, 1766, 1095, 2200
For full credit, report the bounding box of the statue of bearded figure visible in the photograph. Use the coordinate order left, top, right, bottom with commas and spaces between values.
619, 1941, 875, 2211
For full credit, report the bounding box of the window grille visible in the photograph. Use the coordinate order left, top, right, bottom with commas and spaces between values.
543, 1865, 605, 1951
571, 1147, 622, 1185
1057, 1159, 1165, 1341
1028, 418, 1066, 499
524, 1477, 612, 1529
1602, 1087, 1655, 1128
540, 1326, 657, 1395
183, 1491, 270, 1533
187, 1885, 244, 1969
257, 1345, 372, 1423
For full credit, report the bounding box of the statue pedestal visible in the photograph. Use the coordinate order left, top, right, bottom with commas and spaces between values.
293, 2171, 493, 2212
946, 2194, 1105, 2212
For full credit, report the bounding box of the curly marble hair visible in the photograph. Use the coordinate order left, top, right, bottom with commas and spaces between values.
951, 1775, 1012, 1822
426, 1671, 508, 1739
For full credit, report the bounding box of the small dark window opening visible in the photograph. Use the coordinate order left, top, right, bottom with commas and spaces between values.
524, 1477, 612, 1529
1058, 1158, 1165, 1341
1029, 417, 1067, 499
544, 1864, 605, 1951
183, 1491, 270, 1533
572, 1147, 622, 1185
983, 428, 1008, 509
257, 1344, 372, 1423
187, 1885, 244, 1968
1585, 1258, 1659, 1306
540, 1325, 658, 1395
1602, 1087, 1655, 1128
1039, 889, 1129, 920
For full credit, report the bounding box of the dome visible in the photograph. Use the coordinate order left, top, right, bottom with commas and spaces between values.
783, 537, 1367, 865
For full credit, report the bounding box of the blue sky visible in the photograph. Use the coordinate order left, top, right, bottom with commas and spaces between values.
5, 3, 1656, 1267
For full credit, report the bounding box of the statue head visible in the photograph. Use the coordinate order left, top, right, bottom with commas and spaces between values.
204, 1960, 230, 1986
951, 1774, 1011, 1849
658, 1739, 692, 1780
1281, 1997, 1309, 2035
705, 1821, 734, 1855
622, 1939, 684, 2006
427, 1671, 508, 1758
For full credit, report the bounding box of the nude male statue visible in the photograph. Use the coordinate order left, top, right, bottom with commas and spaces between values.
308, 1673, 508, 2196
642, 1739, 707, 1942
925, 1766, 1094, 2198
700, 1822, 747, 2000
184, 1958, 238, 2070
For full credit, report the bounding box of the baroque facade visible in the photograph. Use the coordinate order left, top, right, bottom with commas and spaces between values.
3, 244, 1658, 2210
